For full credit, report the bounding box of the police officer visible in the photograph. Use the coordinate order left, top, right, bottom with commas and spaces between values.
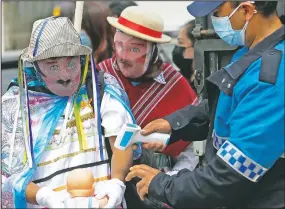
125, 1, 285, 208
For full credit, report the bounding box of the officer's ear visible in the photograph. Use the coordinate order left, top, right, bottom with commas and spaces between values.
240, 2, 256, 21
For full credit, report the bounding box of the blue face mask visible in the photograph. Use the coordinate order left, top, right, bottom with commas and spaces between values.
211, 3, 256, 46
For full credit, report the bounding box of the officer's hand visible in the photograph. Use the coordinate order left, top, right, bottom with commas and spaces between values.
125, 164, 161, 201
142, 142, 166, 152
140, 119, 172, 135
140, 119, 171, 152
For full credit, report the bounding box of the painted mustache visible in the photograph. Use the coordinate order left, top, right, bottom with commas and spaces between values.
57, 79, 72, 87
119, 60, 133, 67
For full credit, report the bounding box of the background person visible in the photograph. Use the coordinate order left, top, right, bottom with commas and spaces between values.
53, 2, 112, 63
172, 19, 197, 93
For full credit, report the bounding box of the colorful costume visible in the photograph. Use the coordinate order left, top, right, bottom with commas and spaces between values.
1, 17, 133, 208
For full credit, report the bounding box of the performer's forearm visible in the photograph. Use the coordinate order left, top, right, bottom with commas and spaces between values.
109, 136, 133, 182
25, 182, 40, 205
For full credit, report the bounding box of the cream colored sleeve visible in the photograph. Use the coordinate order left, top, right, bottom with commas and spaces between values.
100, 92, 133, 137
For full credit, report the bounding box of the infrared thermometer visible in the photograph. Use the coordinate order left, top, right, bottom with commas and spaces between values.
114, 123, 170, 150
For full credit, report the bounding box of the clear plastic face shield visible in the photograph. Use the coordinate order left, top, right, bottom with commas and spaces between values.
17, 52, 90, 168
35, 56, 81, 96
114, 30, 153, 79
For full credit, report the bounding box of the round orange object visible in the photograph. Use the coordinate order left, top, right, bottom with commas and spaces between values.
66, 168, 95, 197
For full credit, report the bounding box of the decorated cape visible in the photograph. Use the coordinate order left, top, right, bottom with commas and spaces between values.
1, 55, 135, 208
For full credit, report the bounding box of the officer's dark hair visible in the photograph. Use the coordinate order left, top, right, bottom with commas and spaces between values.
231, 1, 278, 17
109, 0, 137, 17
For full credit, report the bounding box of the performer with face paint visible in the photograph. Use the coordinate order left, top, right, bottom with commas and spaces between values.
97, 6, 198, 208
34, 57, 82, 96
1, 17, 136, 208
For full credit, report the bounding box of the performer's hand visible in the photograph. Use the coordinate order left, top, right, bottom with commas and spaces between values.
36, 187, 69, 208
95, 179, 126, 208
140, 119, 171, 152
99, 196, 109, 208
125, 164, 161, 201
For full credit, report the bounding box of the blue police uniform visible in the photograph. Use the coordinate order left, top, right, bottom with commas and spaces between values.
148, 26, 285, 208
214, 40, 284, 182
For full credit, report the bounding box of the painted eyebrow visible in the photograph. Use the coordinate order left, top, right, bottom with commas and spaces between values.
130, 43, 145, 46
45, 61, 58, 64
45, 57, 60, 64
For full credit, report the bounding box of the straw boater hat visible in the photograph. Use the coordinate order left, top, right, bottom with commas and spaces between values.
107, 6, 172, 43
21, 16, 92, 62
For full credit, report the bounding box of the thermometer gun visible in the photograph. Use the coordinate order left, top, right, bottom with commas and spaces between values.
114, 123, 170, 150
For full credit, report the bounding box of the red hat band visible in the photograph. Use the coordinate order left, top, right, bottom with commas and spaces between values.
118, 16, 162, 39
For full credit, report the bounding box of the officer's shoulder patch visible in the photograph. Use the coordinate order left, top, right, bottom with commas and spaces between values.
259, 48, 282, 84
